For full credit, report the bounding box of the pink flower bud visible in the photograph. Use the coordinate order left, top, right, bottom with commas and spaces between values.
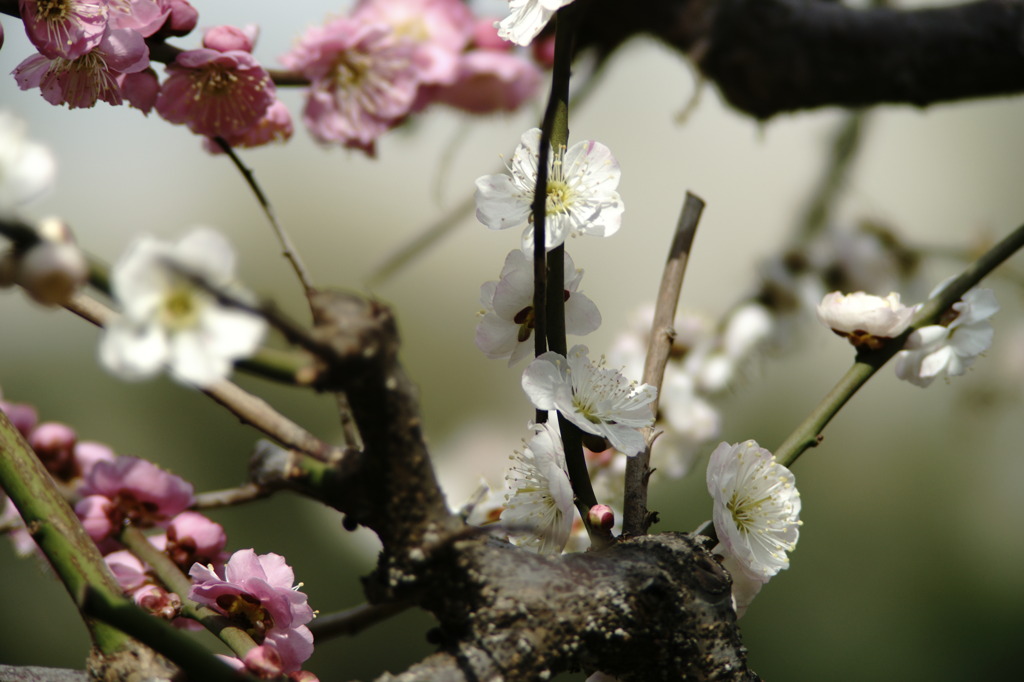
135, 584, 183, 620
29, 421, 78, 480
203, 25, 257, 53
0, 400, 39, 437
73, 441, 117, 480
156, 0, 199, 38
165, 511, 227, 569
588, 504, 615, 531
243, 645, 284, 678
289, 671, 321, 682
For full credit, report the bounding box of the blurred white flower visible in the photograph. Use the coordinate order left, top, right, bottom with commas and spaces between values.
501, 422, 574, 554
100, 228, 266, 387
476, 249, 600, 365
475, 127, 623, 252
496, 0, 576, 47
522, 345, 656, 456
706, 440, 801, 582
894, 287, 998, 387
0, 110, 56, 212
816, 291, 915, 349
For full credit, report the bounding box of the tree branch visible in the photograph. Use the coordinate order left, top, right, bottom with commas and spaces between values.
576, 0, 1024, 119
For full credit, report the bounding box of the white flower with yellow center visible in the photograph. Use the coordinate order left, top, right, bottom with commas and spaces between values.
496, 0, 577, 47
500, 422, 574, 554
522, 344, 656, 456
816, 291, 915, 349
474, 127, 623, 253
100, 229, 266, 387
894, 286, 998, 387
706, 440, 801, 582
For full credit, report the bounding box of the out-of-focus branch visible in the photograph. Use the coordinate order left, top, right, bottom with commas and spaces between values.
775, 220, 1024, 467
308, 601, 412, 641
623, 192, 705, 537
62, 293, 347, 463
574, 0, 1024, 119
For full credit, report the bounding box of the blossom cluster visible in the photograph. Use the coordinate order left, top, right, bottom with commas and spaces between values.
0, 395, 318, 678
471, 118, 654, 553
7, 0, 552, 155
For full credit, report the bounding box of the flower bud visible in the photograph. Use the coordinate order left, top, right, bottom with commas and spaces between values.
29, 421, 78, 480
16, 240, 88, 306
204, 25, 257, 53
588, 504, 615, 531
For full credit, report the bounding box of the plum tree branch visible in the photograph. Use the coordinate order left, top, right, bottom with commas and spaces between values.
574, 0, 1024, 119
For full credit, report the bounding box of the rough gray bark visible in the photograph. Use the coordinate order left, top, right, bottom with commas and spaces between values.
247, 291, 757, 681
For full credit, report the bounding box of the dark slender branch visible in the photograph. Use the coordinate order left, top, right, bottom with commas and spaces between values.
211, 138, 316, 297
308, 601, 412, 641
623, 193, 705, 537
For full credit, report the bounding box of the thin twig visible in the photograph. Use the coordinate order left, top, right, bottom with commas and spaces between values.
191, 483, 270, 509
774, 220, 1024, 468
622, 192, 706, 537
63, 293, 345, 463
307, 601, 413, 641
212, 138, 316, 297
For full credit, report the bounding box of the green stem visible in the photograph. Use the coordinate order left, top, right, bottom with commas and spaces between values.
0, 410, 130, 655
118, 525, 258, 658
80, 587, 256, 682
775, 221, 1024, 468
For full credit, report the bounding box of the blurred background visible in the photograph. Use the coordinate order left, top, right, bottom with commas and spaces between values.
3, 1, 1024, 680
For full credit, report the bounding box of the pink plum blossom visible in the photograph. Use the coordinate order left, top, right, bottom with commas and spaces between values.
19, 0, 108, 60
121, 67, 160, 113
189, 549, 314, 633
190, 549, 314, 672
156, 47, 275, 138
281, 18, 423, 153
429, 48, 541, 113
76, 455, 194, 539
202, 100, 293, 153
352, 0, 474, 86
14, 27, 151, 109
162, 511, 228, 570
107, 0, 169, 37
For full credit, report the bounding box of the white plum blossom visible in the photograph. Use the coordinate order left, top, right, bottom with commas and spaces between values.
894, 287, 998, 387
100, 229, 267, 387
714, 547, 766, 619
522, 345, 656, 456
474, 127, 623, 253
706, 440, 801, 582
496, 0, 576, 47
500, 421, 574, 554
476, 249, 601, 365
0, 110, 56, 213
816, 291, 915, 349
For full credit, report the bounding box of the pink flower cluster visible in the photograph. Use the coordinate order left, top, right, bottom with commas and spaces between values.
280, 0, 544, 154
0, 396, 317, 678
13, 0, 198, 111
